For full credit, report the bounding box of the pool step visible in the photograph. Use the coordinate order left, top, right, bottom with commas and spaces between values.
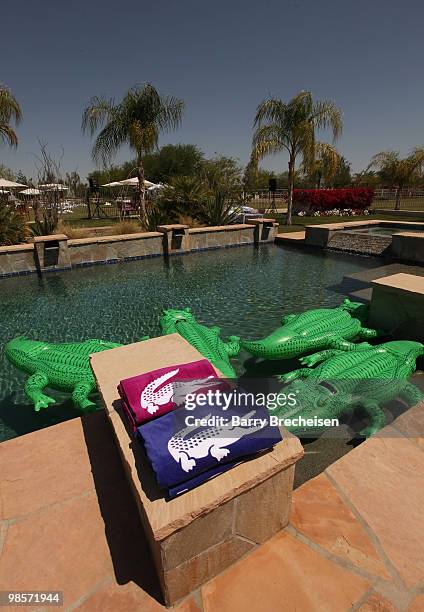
347, 288, 373, 303
343, 263, 424, 291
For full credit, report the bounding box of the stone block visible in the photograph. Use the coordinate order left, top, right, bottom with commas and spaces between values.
369, 273, 424, 341
158, 224, 190, 254
90, 336, 303, 606
392, 232, 424, 264
235, 465, 294, 544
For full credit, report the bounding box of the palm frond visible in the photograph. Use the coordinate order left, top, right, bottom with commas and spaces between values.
82, 83, 184, 165
0, 85, 22, 124
81, 96, 116, 135
0, 125, 18, 148
312, 99, 343, 141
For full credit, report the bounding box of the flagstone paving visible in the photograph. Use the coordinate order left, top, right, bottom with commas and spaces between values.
0, 403, 423, 611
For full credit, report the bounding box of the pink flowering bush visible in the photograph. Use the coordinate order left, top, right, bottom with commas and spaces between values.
293, 188, 374, 212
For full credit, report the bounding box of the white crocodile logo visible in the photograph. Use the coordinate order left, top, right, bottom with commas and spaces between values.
168, 410, 266, 472
140, 368, 220, 415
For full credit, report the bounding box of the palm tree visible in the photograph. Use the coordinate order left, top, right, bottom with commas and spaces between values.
251, 91, 342, 224
368, 148, 424, 210
304, 142, 341, 188
0, 85, 22, 148
82, 83, 184, 217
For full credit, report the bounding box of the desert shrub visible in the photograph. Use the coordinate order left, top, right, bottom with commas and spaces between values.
0, 202, 28, 245
55, 220, 91, 239
293, 188, 374, 211
195, 191, 238, 226
111, 220, 142, 235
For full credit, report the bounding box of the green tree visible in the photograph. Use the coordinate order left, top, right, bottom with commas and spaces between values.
243, 159, 275, 192
143, 144, 204, 183
0, 164, 15, 181
0, 85, 22, 148
368, 148, 424, 209
353, 170, 380, 188
332, 156, 352, 187
251, 91, 343, 224
201, 155, 242, 194
303, 143, 341, 188
82, 83, 184, 216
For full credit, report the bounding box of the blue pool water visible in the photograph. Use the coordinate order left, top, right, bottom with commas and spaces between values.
0, 244, 378, 442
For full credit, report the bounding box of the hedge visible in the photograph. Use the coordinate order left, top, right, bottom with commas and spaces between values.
293, 188, 374, 211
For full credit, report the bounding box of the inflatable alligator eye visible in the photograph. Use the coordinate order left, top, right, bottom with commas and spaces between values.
185, 307, 191, 312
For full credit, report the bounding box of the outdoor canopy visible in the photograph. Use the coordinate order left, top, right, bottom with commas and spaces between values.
0, 178, 27, 188
38, 183, 69, 191
20, 188, 41, 195
118, 177, 156, 187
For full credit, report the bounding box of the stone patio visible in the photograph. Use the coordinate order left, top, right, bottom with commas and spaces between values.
1, 401, 424, 611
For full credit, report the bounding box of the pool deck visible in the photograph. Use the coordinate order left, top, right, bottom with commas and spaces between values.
1, 404, 424, 611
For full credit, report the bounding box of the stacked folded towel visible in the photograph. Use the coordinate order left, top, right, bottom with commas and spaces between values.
118, 359, 224, 430
118, 359, 282, 498
137, 397, 282, 498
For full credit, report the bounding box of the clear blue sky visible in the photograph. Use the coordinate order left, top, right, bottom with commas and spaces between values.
1, 0, 423, 180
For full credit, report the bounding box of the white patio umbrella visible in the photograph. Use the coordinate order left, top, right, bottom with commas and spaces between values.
102, 181, 122, 187
39, 183, 69, 191
0, 178, 27, 189
118, 177, 156, 188
20, 188, 41, 195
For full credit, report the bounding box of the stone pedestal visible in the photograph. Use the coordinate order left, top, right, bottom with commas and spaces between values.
33, 234, 71, 272
249, 218, 279, 244
91, 335, 303, 606
369, 273, 424, 341
392, 232, 424, 264
157, 224, 190, 255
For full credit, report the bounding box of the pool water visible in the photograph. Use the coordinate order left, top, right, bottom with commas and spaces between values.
0, 244, 378, 442
345, 224, 424, 236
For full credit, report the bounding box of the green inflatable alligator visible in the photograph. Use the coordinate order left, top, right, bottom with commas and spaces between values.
277, 340, 424, 437
5, 337, 122, 412
160, 308, 240, 378
241, 299, 378, 360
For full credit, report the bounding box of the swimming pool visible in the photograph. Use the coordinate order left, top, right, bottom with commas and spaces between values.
0, 244, 378, 442
342, 223, 424, 236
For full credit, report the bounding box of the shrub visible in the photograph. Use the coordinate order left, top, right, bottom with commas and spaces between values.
196, 191, 238, 226
0, 202, 28, 245
112, 220, 142, 235
293, 188, 374, 211
55, 220, 91, 239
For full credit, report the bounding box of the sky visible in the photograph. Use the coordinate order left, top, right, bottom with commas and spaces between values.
1, 0, 424, 181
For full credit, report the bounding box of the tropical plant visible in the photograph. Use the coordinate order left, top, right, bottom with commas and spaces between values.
82, 83, 184, 217
0, 201, 28, 245
30, 217, 57, 237
196, 191, 238, 226
0, 85, 22, 148
251, 91, 343, 224
368, 148, 424, 209
142, 202, 174, 231
303, 143, 341, 188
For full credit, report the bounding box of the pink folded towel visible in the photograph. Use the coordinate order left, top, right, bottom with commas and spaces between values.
118, 359, 227, 429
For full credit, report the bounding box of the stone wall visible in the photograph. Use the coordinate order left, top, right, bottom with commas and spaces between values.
68, 232, 163, 266
0, 220, 277, 279
188, 225, 255, 251
0, 243, 37, 277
